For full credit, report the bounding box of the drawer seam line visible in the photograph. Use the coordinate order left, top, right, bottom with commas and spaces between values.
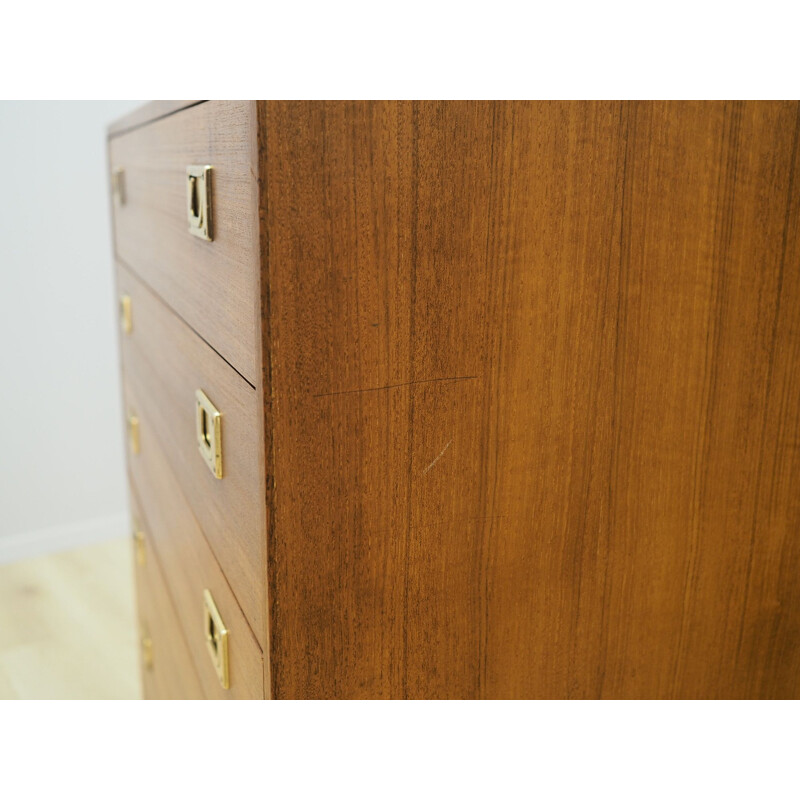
127, 457, 266, 665
128, 481, 210, 696
123, 378, 265, 659
116, 256, 257, 390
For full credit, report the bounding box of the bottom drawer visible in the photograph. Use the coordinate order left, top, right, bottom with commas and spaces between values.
125, 385, 265, 699
131, 493, 205, 700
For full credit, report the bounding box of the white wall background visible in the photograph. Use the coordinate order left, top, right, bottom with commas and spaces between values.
0, 101, 141, 562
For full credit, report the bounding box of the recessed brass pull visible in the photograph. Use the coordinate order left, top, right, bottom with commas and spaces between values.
132, 518, 146, 566
112, 167, 125, 206
195, 389, 222, 478
127, 414, 140, 455
120, 294, 132, 334
140, 627, 153, 670
186, 165, 212, 241
203, 589, 229, 689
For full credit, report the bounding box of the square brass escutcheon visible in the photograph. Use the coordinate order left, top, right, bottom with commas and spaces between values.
195, 389, 222, 479
112, 167, 125, 206
127, 413, 140, 455
203, 589, 229, 689
132, 517, 146, 566
120, 294, 132, 334
186, 164, 213, 241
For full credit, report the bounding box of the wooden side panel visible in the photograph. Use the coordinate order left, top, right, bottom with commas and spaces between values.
264, 101, 800, 699
110, 100, 259, 384
117, 263, 266, 651
598, 102, 800, 699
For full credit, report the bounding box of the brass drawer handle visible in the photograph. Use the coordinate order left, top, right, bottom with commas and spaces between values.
195, 389, 222, 479
140, 627, 153, 671
186, 165, 213, 241
127, 413, 140, 455
112, 167, 125, 206
132, 517, 146, 566
120, 294, 132, 334
203, 590, 229, 689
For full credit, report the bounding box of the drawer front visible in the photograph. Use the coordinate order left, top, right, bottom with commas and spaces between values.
130, 492, 205, 700
109, 100, 259, 385
118, 262, 266, 651
128, 411, 264, 699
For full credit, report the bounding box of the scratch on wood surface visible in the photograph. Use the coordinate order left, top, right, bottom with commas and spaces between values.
313, 375, 478, 399
422, 439, 452, 475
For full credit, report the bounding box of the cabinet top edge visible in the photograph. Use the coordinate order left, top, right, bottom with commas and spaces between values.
107, 100, 206, 139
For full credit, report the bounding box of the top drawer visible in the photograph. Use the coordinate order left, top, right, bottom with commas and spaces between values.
109, 101, 259, 385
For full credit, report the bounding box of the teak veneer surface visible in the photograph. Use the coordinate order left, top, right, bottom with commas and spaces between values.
107, 101, 203, 138
111, 101, 259, 384
118, 263, 266, 651
126, 379, 265, 699
261, 100, 800, 699
130, 490, 205, 700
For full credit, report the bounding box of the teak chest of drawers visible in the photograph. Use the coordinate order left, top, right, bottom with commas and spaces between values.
109, 101, 800, 699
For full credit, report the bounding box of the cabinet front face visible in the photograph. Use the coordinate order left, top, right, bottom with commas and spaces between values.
110, 101, 265, 700
130, 492, 206, 700
109, 100, 260, 385
117, 263, 265, 651
111, 100, 800, 700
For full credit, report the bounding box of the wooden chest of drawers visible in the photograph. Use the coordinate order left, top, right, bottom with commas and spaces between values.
109, 101, 800, 699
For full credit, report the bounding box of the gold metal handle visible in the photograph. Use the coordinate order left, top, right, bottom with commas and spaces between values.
203, 590, 229, 689
140, 627, 153, 670
127, 414, 140, 455
195, 390, 222, 479
120, 294, 132, 334
188, 174, 197, 216
112, 167, 125, 206
186, 165, 212, 240
132, 518, 146, 566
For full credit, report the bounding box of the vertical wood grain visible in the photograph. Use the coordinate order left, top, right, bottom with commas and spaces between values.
263, 101, 800, 698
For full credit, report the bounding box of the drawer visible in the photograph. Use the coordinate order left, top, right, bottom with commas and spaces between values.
130, 492, 205, 700
118, 262, 266, 650
129, 435, 264, 699
109, 100, 260, 385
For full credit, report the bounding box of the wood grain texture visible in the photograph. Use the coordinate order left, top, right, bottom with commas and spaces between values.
117, 262, 266, 652
127, 389, 264, 699
253, 108, 274, 698
262, 100, 800, 699
0, 540, 140, 700
130, 491, 205, 700
107, 101, 205, 138
110, 100, 260, 384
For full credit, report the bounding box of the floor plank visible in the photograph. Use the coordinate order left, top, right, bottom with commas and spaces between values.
0, 538, 141, 699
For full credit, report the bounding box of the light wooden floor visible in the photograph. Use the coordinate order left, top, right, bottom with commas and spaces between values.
0, 538, 141, 699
